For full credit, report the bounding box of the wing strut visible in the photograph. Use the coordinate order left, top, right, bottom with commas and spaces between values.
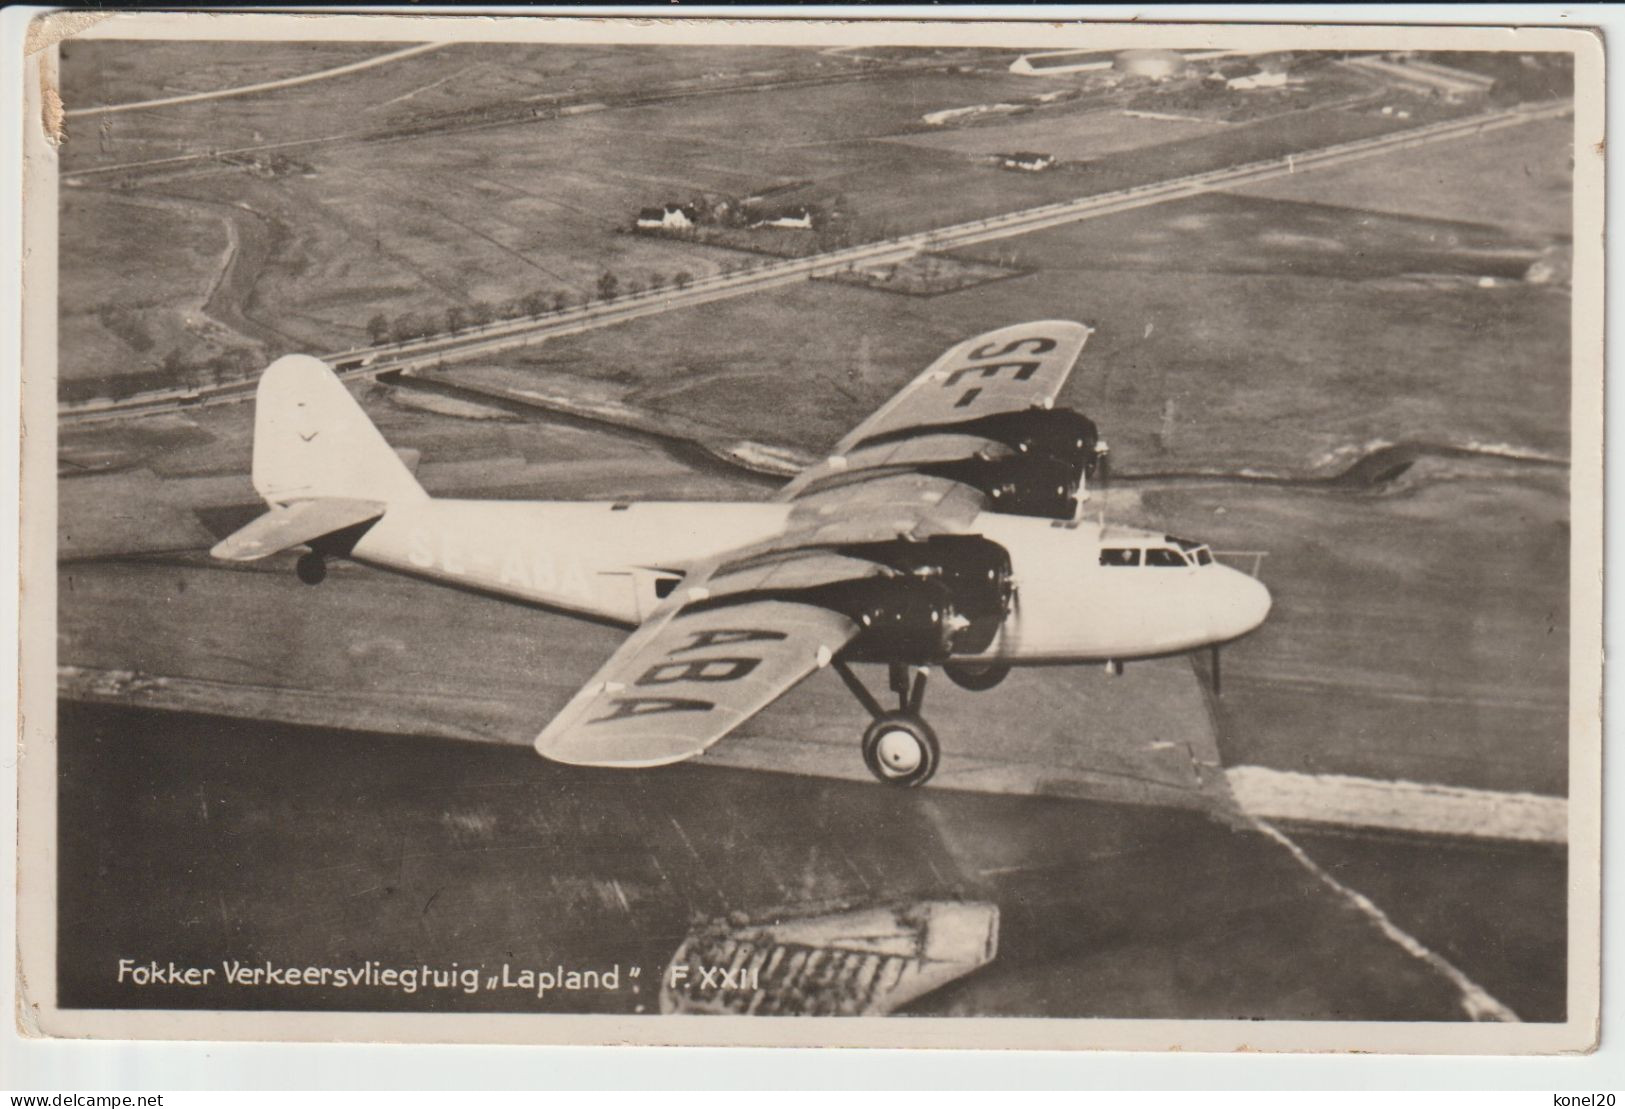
833, 658, 886, 721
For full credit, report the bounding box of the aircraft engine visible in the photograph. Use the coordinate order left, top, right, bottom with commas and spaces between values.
855, 406, 1103, 481
804, 576, 961, 664
919, 454, 1081, 520
838, 536, 1014, 656
691, 537, 1016, 664
951, 406, 1102, 478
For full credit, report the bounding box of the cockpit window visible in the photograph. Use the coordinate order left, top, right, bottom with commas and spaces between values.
1194, 548, 1213, 566
1145, 548, 1188, 568
1100, 548, 1140, 567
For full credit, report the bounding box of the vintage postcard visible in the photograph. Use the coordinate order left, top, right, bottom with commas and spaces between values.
13, 11, 1603, 1053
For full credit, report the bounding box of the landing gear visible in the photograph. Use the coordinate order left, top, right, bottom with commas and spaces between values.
833, 659, 942, 788
295, 551, 327, 585
862, 713, 940, 788
943, 661, 1010, 692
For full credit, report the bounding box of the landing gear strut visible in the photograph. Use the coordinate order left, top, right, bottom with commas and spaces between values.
833, 660, 941, 788
296, 551, 327, 585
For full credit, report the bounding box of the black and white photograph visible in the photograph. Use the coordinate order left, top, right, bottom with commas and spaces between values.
15, 12, 1603, 1053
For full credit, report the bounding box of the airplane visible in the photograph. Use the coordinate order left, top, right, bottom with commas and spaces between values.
211, 320, 1271, 787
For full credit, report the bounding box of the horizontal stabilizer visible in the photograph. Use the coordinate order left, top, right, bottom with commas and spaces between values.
209, 497, 387, 562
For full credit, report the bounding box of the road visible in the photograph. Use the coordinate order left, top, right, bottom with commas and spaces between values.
60, 98, 1572, 427
64, 43, 449, 118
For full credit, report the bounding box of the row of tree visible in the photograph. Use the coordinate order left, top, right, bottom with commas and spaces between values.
362, 268, 702, 346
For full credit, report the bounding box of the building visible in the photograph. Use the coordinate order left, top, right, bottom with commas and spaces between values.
635, 205, 696, 231
998, 151, 1056, 172
1227, 69, 1293, 90
751, 207, 814, 230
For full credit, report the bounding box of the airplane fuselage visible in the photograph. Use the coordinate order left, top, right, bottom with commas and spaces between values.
348, 498, 1270, 665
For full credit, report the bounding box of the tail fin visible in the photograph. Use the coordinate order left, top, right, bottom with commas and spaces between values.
251, 355, 425, 506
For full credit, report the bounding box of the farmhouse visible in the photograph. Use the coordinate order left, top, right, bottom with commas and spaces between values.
635, 205, 697, 231
998, 151, 1056, 172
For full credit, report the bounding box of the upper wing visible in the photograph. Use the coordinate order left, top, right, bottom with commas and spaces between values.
534, 550, 875, 768
780, 320, 1093, 501
835, 319, 1091, 454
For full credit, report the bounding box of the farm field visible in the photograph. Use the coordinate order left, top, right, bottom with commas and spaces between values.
1234, 113, 1574, 240
57, 43, 875, 175
1149, 472, 1569, 795
58, 40, 402, 110
885, 105, 1226, 161
58, 41, 1453, 395
473, 207, 1569, 477
57, 188, 252, 389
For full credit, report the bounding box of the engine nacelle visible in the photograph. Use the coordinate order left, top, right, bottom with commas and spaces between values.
949, 406, 1102, 478
919, 454, 1081, 521
687, 537, 1016, 664
839, 535, 1012, 655
856, 406, 1102, 479
802, 576, 959, 664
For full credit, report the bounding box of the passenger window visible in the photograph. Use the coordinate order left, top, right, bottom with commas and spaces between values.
1145, 548, 1187, 568
1100, 548, 1140, 567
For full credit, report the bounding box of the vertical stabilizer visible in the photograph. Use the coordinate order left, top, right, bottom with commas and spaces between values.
251, 355, 426, 506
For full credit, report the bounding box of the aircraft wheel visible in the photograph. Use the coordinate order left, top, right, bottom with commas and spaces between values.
295, 552, 327, 586
862, 712, 940, 788
943, 661, 1010, 692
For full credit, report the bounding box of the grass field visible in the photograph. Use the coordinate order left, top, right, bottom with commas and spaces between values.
1148, 472, 1569, 795
482, 201, 1569, 477
58, 40, 1459, 392
58, 40, 402, 110
1236, 114, 1574, 240
57, 43, 872, 175
57, 188, 267, 392
887, 105, 1225, 161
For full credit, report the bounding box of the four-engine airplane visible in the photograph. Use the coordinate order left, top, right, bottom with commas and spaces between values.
212, 321, 1271, 786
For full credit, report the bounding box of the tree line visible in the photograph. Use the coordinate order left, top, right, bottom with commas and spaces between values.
363, 268, 699, 346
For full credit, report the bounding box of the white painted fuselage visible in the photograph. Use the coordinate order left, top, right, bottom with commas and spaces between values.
349, 498, 1271, 664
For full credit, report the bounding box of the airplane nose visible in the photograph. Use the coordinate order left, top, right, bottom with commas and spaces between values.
1214, 567, 1272, 642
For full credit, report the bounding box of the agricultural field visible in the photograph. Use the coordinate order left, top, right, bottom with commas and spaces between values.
1150, 473, 1569, 796
59, 39, 1456, 398
56, 42, 876, 175
476, 194, 1569, 477
1234, 113, 1575, 240
887, 106, 1225, 162
57, 188, 260, 396
57, 40, 403, 109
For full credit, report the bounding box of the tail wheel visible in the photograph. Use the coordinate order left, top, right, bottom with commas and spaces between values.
296, 552, 327, 585
943, 661, 1010, 691
862, 712, 940, 788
